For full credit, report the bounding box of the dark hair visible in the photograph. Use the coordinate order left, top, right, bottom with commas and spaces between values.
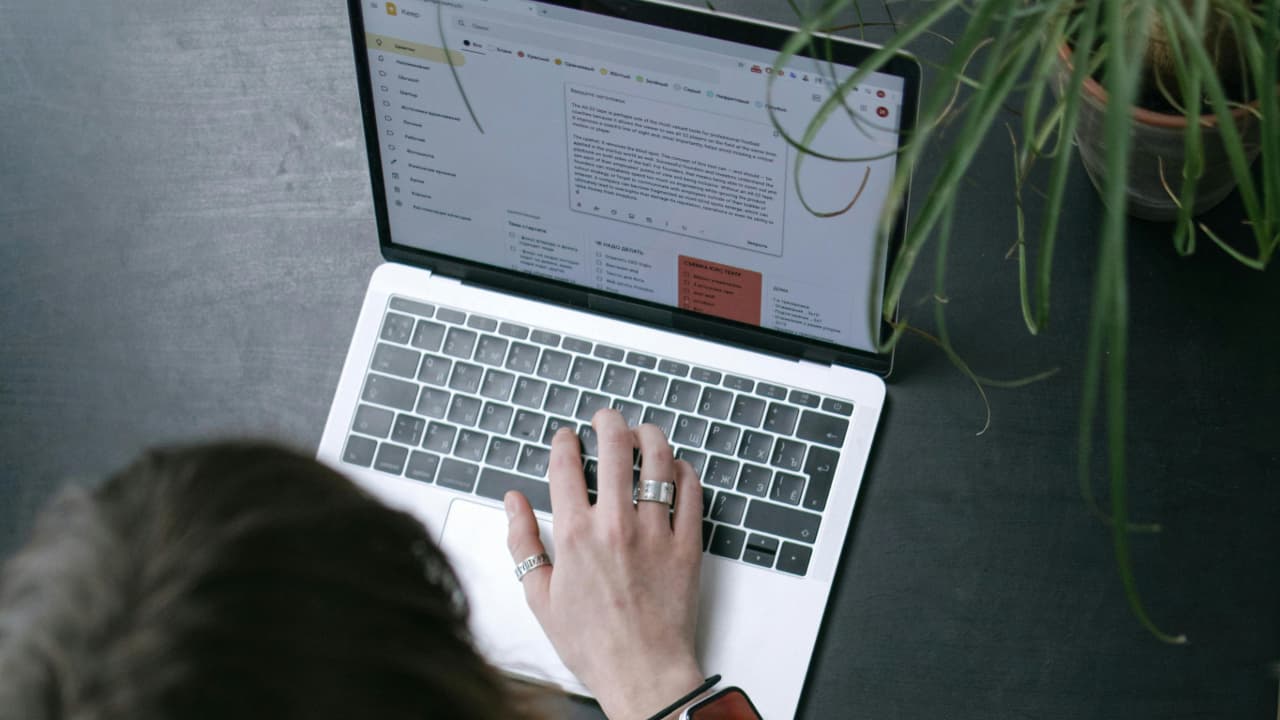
0, 442, 542, 720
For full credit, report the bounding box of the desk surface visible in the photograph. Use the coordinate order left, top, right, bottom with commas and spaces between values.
2, 1, 1277, 717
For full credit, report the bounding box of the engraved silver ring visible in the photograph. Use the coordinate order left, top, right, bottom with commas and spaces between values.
634, 479, 677, 507
513, 552, 552, 582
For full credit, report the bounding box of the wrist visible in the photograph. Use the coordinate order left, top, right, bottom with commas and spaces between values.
594, 657, 704, 720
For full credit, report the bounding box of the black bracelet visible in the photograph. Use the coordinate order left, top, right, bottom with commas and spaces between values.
644, 674, 721, 720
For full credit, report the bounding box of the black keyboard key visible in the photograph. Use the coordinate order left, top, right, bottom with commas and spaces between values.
435, 307, 466, 324
362, 373, 418, 412
763, 403, 799, 435
390, 297, 435, 318
702, 487, 715, 517
416, 387, 450, 419
505, 342, 540, 374
723, 375, 754, 392
454, 429, 489, 462
788, 390, 820, 408
697, 387, 733, 420
353, 404, 395, 438
380, 312, 415, 344
659, 359, 690, 377
664, 379, 701, 412
391, 413, 426, 446
756, 382, 788, 400
745, 500, 821, 544
448, 362, 484, 394
770, 439, 806, 472
467, 315, 498, 332
442, 327, 478, 359
632, 372, 668, 404
542, 416, 576, 445
498, 321, 530, 340
544, 385, 578, 416
642, 407, 675, 437
372, 342, 421, 378
405, 450, 440, 482
709, 525, 746, 560
737, 431, 773, 464
486, 437, 520, 469
477, 468, 551, 513
705, 423, 739, 456
569, 357, 604, 389
583, 459, 599, 492
803, 446, 839, 511
578, 425, 599, 456
417, 355, 451, 386
517, 445, 551, 477
601, 365, 637, 397
796, 410, 850, 448
675, 448, 706, 477
776, 542, 813, 576
771, 472, 805, 505
743, 534, 779, 568
690, 367, 721, 384
511, 410, 546, 441
422, 422, 457, 453
575, 392, 611, 422
593, 344, 625, 361
704, 455, 739, 489
536, 350, 572, 382
512, 377, 548, 408
710, 492, 748, 525
822, 398, 854, 416
562, 337, 592, 354
374, 442, 409, 474
447, 395, 481, 426
411, 319, 446, 352
480, 369, 515, 401
672, 414, 708, 448
702, 520, 713, 551
474, 335, 509, 366
343, 435, 377, 467
737, 464, 771, 497
612, 399, 644, 427
478, 402, 514, 434
530, 329, 560, 346
730, 395, 766, 428
437, 458, 479, 493
625, 351, 658, 369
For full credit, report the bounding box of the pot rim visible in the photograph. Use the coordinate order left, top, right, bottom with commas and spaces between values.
1058, 44, 1256, 130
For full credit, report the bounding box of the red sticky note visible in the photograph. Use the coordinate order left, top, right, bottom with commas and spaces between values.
677, 255, 763, 326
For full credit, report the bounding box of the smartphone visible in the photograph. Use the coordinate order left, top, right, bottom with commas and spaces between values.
682, 687, 763, 720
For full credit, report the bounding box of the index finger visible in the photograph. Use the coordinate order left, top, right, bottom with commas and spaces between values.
548, 427, 590, 517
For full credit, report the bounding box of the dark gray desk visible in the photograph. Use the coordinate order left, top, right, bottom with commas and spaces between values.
2, 1, 1277, 717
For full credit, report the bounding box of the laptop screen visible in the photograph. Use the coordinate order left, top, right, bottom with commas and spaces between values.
353, 0, 915, 360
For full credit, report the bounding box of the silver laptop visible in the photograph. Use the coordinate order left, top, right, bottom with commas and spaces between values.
318, 1, 919, 716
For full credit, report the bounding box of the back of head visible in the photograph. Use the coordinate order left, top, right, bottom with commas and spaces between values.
0, 442, 537, 720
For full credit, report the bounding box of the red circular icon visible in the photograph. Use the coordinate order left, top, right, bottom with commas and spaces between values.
876, 89, 886, 98
876, 106, 889, 118
517, 50, 525, 58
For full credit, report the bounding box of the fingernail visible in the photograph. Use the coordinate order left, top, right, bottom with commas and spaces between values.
503, 493, 516, 519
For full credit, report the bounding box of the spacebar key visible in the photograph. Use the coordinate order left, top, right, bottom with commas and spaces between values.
744, 500, 822, 544
477, 468, 551, 514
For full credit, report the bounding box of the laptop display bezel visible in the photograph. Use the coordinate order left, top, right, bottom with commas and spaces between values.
347, 0, 920, 376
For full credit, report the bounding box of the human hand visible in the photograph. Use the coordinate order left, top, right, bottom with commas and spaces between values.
505, 408, 705, 720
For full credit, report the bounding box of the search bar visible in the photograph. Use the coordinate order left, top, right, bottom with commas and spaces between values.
458, 17, 721, 85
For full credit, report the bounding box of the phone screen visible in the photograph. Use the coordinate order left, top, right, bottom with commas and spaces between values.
685, 688, 763, 720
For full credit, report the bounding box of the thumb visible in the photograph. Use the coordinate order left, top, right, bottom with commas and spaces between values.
504, 491, 551, 619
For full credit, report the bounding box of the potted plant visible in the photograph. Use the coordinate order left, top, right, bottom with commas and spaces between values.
771, 0, 1277, 643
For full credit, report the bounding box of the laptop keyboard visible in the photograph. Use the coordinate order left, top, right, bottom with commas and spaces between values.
341, 296, 855, 578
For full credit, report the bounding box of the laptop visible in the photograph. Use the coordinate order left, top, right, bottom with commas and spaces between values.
318, 1, 919, 716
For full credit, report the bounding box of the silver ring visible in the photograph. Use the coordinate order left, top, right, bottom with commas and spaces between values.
513, 552, 552, 582
634, 479, 676, 507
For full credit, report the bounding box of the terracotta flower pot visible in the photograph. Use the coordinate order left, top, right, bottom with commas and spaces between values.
1058, 45, 1262, 222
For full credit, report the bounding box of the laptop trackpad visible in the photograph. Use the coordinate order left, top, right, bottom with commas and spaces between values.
437, 499, 584, 694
